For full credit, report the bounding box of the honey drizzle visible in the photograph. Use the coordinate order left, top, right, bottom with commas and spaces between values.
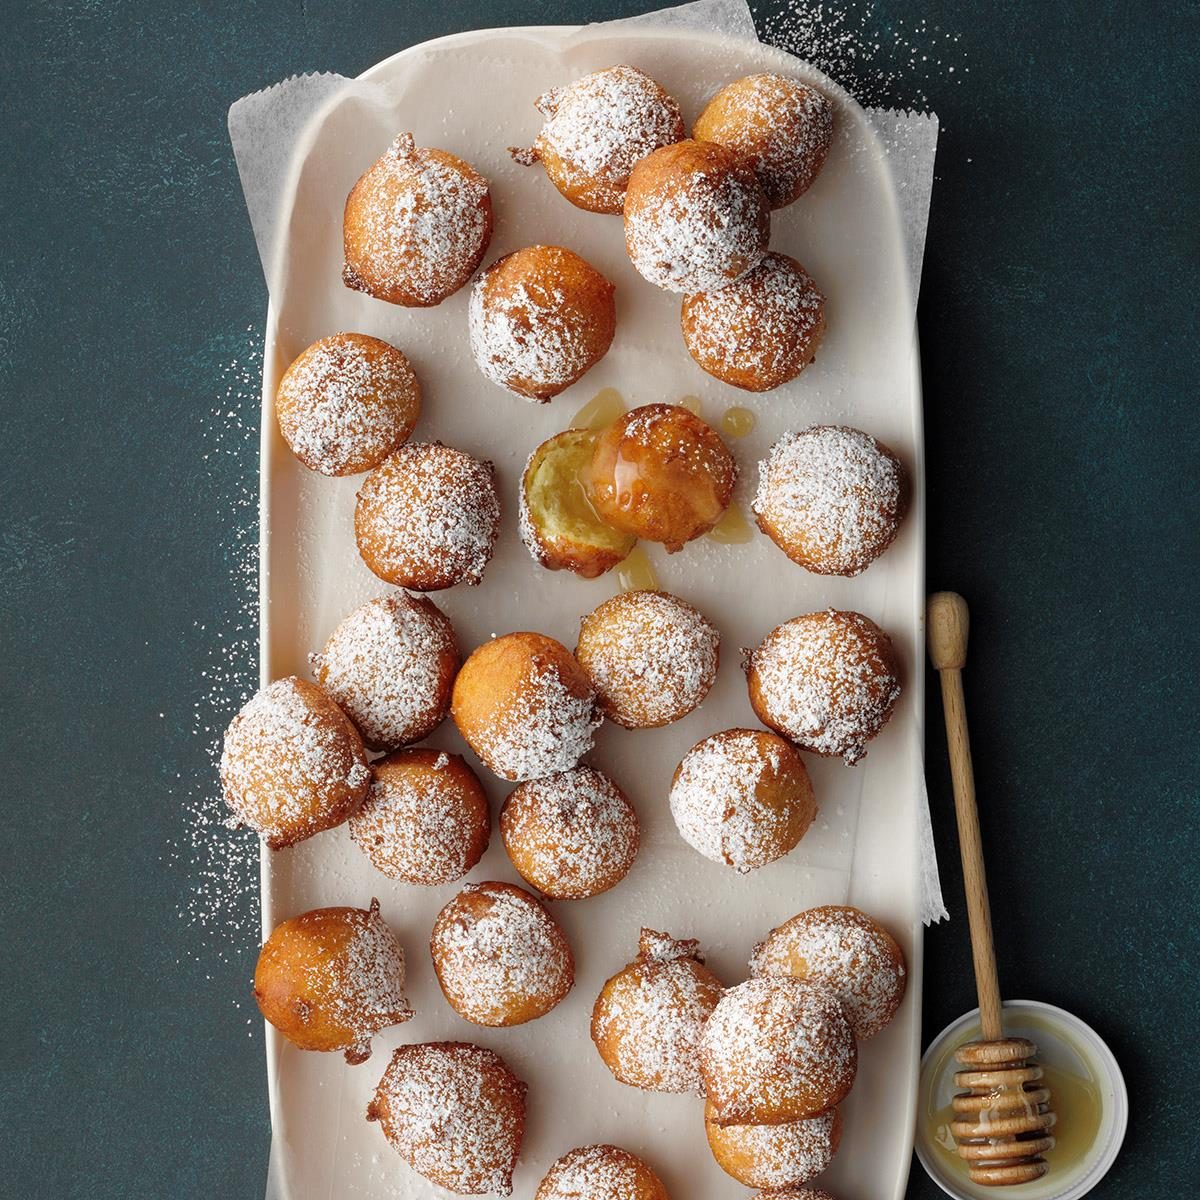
677, 393, 702, 415
571, 387, 626, 431
707, 503, 754, 544
616, 545, 658, 592
720, 406, 756, 438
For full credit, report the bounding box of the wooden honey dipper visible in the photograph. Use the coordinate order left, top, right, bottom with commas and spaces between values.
928, 592, 1057, 1186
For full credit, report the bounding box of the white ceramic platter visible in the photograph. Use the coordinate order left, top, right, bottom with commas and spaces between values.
258, 21, 925, 1200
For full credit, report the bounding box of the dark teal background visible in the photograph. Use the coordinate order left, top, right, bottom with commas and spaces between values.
1, 1, 1196, 1195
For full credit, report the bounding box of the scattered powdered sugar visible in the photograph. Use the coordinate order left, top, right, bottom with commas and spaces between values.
218, 675, 368, 847
431, 882, 573, 1025
369, 1041, 526, 1195
355, 442, 500, 588
683, 252, 825, 388
592, 929, 724, 1094
669, 728, 812, 873
537, 1143, 661, 1200
500, 766, 639, 898
526, 65, 684, 211
624, 143, 769, 293
753, 425, 905, 576
577, 590, 719, 728
751, 905, 906, 1040
708, 1105, 840, 1189
343, 134, 491, 306
700, 976, 856, 1122
312, 592, 458, 750
748, 609, 901, 765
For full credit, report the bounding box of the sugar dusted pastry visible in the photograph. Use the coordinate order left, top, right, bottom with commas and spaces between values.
536, 1144, 670, 1200
751, 905, 907, 1039
469, 245, 616, 401
274, 332, 421, 475
576, 590, 719, 728
693, 73, 834, 209
452, 632, 600, 782
350, 749, 490, 886
588, 403, 737, 551
368, 1041, 526, 1195
669, 728, 817, 873
746, 609, 901, 765
312, 592, 459, 751
253, 899, 412, 1064
753, 425, 909, 575
516, 65, 684, 214
343, 133, 492, 307
220, 676, 369, 849
591, 929, 724, 1093
500, 766, 639, 900
705, 1100, 842, 1190
520, 428, 637, 578
700, 976, 857, 1125
354, 442, 500, 590
681, 253, 826, 392
430, 881, 574, 1026
624, 139, 769, 293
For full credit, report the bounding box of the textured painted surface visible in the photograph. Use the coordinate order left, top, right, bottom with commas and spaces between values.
0, 1, 1196, 1196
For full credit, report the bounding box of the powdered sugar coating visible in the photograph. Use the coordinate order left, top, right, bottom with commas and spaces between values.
694, 73, 834, 208
312, 592, 459, 750
591, 928, 724, 1094
669, 728, 816, 873
682, 253, 826, 392
536, 1143, 668, 1200
624, 140, 769, 293
431, 881, 574, 1026
350, 749, 489, 886
274, 333, 420, 476
706, 1101, 841, 1189
468, 246, 615, 401
576, 590, 719, 728
368, 1041, 526, 1195
525, 65, 685, 214
355, 442, 500, 590
753, 425, 908, 575
700, 976, 857, 1124
751, 905, 907, 1039
747, 609, 902, 765
219, 676, 369, 849
343, 133, 492, 307
500, 766, 639, 899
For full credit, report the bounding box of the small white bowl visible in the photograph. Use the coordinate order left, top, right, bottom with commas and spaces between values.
914, 1000, 1127, 1200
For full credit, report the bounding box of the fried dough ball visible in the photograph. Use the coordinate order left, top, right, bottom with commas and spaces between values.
669, 728, 817, 873
536, 1144, 670, 1200
343, 133, 492, 307
354, 442, 500, 590
588, 403, 737, 551
746, 609, 902, 765
751, 1191, 839, 1200
500, 766, 639, 900
705, 1100, 842, 1190
253, 898, 412, 1064
312, 592, 459, 751
751, 905, 907, 1040
519, 428, 636, 577
591, 929, 724, 1093
430, 881, 574, 1026
624, 139, 769, 293
753, 425, 910, 576
350, 749, 490, 886
681, 253, 826, 392
576, 590, 719, 728
452, 632, 600, 782
274, 333, 421, 476
700, 976, 857, 1126
368, 1041, 526, 1195
469, 246, 616, 401
220, 676, 369, 849
516, 65, 685, 214
693, 74, 834, 209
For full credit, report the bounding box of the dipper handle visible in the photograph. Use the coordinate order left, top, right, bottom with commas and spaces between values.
927, 592, 1004, 1042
